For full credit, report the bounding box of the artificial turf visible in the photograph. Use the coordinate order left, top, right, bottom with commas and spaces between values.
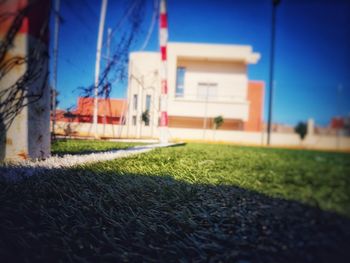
1, 143, 350, 262
51, 139, 144, 155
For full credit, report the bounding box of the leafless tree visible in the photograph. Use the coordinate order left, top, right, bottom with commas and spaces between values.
77, 0, 146, 101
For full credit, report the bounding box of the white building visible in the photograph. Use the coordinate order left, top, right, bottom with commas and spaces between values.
125, 42, 264, 140
53, 42, 350, 150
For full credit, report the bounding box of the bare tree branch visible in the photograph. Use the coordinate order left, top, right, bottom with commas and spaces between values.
76, 0, 145, 101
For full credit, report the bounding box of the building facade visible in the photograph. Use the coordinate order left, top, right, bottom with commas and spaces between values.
126, 42, 264, 140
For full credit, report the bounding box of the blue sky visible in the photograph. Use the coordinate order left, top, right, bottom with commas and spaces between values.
51, 0, 350, 126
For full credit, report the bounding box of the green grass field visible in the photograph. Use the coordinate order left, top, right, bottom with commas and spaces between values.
87, 143, 350, 216
51, 139, 143, 155
1, 142, 350, 262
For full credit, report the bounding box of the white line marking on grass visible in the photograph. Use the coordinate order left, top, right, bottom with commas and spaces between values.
0, 143, 182, 180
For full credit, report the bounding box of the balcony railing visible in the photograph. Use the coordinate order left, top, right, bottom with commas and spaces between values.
174, 92, 247, 104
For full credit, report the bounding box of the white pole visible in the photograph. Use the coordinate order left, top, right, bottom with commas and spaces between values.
336, 83, 343, 149
159, 0, 169, 143
203, 86, 209, 140
106, 28, 112, 65
93, 0, 108, 139
52, 0, 60, 138
103, 27, 112, 137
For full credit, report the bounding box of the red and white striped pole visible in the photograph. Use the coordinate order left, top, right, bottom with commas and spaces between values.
159, 0, 169, 143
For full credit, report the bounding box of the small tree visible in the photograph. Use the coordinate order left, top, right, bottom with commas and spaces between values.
141, 110, 150, 126
212, 116, 224, 141
213, 115, 224, 129
295, 122, 307, 140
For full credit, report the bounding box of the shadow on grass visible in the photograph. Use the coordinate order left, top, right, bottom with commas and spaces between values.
0, 166, 349, 262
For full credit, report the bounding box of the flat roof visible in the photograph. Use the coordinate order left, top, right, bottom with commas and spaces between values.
130, 42, 260, 64
168, 42, 260, 64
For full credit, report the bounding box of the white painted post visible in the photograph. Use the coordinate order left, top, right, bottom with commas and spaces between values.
159, 0, 169, 143
307, 118, 314, 137
93, 0, 108, 139
52, 0, 61, 138
0, 0, 50, 161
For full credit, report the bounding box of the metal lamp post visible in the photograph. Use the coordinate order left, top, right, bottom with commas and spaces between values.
267, 0, 280, 145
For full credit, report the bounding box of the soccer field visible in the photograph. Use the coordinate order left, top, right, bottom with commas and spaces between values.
1, 142, 349, 262
51, 139, 144, 155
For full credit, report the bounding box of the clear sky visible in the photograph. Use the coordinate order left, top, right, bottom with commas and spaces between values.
51, 0, 350, 126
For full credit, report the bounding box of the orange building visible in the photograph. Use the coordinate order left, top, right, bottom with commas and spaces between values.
55, 97, 127, 124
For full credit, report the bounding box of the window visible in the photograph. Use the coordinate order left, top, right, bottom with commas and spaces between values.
175, 67, 186, 97
197, 82, 218, 100
146, 95, 151, 111
132, 115, 137, 126
133, 94, 138, 110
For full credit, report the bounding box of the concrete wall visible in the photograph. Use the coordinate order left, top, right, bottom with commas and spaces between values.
55, 121, 125, 138
169, 128, 350, 150
55, 121, 144, 139
55, 121, 350, 151
302, 134, 350, 150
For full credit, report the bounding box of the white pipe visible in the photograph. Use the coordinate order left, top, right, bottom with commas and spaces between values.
93, 0, 108, 138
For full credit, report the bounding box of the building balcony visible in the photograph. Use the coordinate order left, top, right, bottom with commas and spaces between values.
168, 96, 249, 121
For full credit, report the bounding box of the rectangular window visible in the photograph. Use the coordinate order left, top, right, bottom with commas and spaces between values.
146, 95, 151, 111
175, 67, 186, 97
132, 115, 137, 126
197, 82, 218, 100
133, 94, 138, 110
